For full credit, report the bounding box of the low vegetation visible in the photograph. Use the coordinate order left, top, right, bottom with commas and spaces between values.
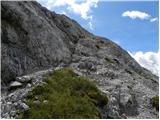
125, 69, 132, 75
104, 57, 120, 64
20, 68, 108, 119
151, 96, 159, 111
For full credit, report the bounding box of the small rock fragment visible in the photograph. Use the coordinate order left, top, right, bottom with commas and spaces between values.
16, 76, 32, 83
10, 111, 16, 117
43, 100, 48, 104
33, 100, 41, 105
26, 83, 31, 88
10, 81, 22, 89
121, 113, 127, 119
35, 96, 38, 100
18, 102, 29, 111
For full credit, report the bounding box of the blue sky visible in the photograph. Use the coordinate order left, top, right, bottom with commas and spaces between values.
37, 0, 158, 53
91, 1, 158, 53
37, 0, 159, 75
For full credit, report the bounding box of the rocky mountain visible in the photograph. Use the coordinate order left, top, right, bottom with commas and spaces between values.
1, 1, 159, 119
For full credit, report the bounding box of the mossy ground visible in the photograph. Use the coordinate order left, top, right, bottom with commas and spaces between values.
20, 68, 108, 119
151, 96, 159, 111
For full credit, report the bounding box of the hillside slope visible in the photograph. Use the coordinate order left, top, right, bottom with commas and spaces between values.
1, 1, 159, 119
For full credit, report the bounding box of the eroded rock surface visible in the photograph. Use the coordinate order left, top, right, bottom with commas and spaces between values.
1, 1, 159, 119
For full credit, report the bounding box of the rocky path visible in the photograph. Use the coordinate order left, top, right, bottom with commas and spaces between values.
1, 68, 54, 118
1, 64, 159, 119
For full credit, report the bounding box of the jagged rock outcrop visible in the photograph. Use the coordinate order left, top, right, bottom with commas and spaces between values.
1, 1, 159, 119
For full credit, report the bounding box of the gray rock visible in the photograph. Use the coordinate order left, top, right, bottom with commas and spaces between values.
2, 113, 10, 119
16, 76, 32, 83
1, 1, 90, 85
18, 102, 29, 111
26, 83, 31, 88
107, 96, 120, 119
35, 96, 39, 100
1, 1, 159, 119
33, 100, 41, 105
10, 81, 22, 89
78, 61, 96, 71
7, 102, 12, 104
121, 113, 127, 119
10, 111, 16, 117
43, 100, 48, 104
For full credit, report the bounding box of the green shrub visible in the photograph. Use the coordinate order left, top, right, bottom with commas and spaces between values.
20, 68, 108, 119
104, 57, 120, 65
87, 91, 108, 106
151, 96, 159, 111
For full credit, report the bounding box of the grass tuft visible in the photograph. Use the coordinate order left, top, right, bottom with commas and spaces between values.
151, 96, 159, 111
20, 68, 108, 119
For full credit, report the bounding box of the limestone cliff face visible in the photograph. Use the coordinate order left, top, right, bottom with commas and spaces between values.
1, 1, 159, 119
1, 1, 91, 85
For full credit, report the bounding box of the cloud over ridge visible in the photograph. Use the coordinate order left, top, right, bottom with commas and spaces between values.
129, 51, 159, 76
45, 0, 99, 20
39, 0, 99, 30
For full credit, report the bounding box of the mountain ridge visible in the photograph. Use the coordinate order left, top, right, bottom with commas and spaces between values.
1, 1, 159, 119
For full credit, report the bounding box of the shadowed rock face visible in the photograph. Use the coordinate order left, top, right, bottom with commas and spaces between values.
1, 1, 92, 85
1, 1, 159, 119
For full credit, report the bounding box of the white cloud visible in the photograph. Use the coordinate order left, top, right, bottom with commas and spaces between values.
122, 10, 151, 20
122, 10, 158, 22
60, 11, 67, 15
129, 51, 159, 76
114, 40, 120, 45
150, 17, 158, 22
39, 0, 99, 30
88, 21, 93, 30
45, 0, 98, 20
